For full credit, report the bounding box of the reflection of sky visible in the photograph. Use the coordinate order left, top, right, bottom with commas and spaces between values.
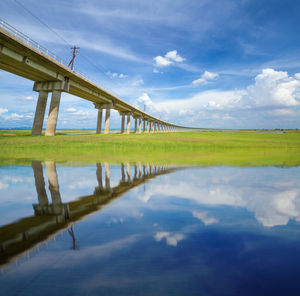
1, 164, 300, 295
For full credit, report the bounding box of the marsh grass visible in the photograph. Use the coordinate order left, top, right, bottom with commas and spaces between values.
1, 130, 300, 166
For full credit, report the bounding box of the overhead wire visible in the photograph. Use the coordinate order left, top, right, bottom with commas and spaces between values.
13, 0, 110, 77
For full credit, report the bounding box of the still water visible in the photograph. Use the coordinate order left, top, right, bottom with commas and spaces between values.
1, 162, 300, 295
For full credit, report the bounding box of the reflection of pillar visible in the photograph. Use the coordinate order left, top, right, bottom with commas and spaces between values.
121, 163, 126, 182
104, 109, 110, 134
121, 115, 125, 133
45, 90, 62, 136
138, 162, 142, 177
32, 161, 48, 205
147, 164, 149, 175
45, 161, 61, 204
104, 162, 111, 190
126, 163, 131, 181
96, 163, 103, 190
32, 91, 48, 136
134, 165, 137, 179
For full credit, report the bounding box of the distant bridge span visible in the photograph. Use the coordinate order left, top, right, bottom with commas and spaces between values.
0, 19, 195, 136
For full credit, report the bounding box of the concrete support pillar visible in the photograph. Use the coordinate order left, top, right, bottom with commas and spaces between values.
96, 108, 103, 134
152, 122, 155, 133
32, 91, 48, 136
134, 118, 137, 133
45, 161, 61, 205
143, 120, 146, 132
104, 109, 110, 134
121, 115, 125, 133
126, 115, 131, 134
32, 161, 48, 206
147, 121, 150, 133
139, 119, 142, 133
45, 90, 61, 136
149, 121, 152, 133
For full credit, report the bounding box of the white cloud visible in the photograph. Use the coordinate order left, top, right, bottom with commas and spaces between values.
132, 79, 144, 87
154, 55, 172, 67
154, 50, 185, 67
242, 68, 300, 107
165, 50, 185, 62
106, 72, 127, 79
10, 113, 24, 119
192, 71, 219, 85
271, 109, 296, 116
0, 108, 8, 115
154, 231, 185, 247
66, 107, 77, 112
24, 96, 34, 101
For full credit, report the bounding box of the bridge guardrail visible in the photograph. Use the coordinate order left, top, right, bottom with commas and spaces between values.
0, 18, 94, 82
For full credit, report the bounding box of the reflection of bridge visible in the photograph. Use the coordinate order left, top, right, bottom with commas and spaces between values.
0, 161, 177, 267
0, 19, 196, 136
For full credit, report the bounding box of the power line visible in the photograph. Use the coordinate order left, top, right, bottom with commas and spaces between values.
14, 0, 71, 47
13, 0, 110, 77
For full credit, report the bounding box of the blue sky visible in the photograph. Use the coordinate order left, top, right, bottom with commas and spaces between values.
1, 0, 300, 129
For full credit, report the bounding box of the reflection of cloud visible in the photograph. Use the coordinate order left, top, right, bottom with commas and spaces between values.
136, 168, 300, 228
0, 181, 8, 190
192, 211, 219, 225
154, 231, 185, 247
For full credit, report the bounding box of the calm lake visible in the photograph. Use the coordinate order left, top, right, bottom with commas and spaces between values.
1, 162, 300, 295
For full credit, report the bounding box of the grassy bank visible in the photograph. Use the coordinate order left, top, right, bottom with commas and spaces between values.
0, 130, 300, 166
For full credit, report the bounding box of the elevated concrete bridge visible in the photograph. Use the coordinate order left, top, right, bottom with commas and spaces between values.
0, 19, 195, 136
0, 161, 179, 267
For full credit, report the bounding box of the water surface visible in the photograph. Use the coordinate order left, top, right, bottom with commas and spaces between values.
1, 162, 300, 295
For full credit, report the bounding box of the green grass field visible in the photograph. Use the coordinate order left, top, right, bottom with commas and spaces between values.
0, 130, 300, 166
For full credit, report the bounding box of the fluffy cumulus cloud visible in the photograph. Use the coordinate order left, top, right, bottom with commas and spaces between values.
192, 71, 219, 85
154, 50, 185, 67
242, 68, 300, 107
133, 68, 300, 128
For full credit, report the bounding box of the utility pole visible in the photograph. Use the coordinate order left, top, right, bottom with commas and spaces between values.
68, 46, 80, 70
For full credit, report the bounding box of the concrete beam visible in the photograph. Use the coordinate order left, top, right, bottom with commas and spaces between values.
33, 79, 69, 92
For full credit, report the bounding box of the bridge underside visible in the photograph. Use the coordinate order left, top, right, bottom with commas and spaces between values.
0, 25, 189, 135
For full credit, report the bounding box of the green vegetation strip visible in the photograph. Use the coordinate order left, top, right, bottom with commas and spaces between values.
0, 130, 300, 166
